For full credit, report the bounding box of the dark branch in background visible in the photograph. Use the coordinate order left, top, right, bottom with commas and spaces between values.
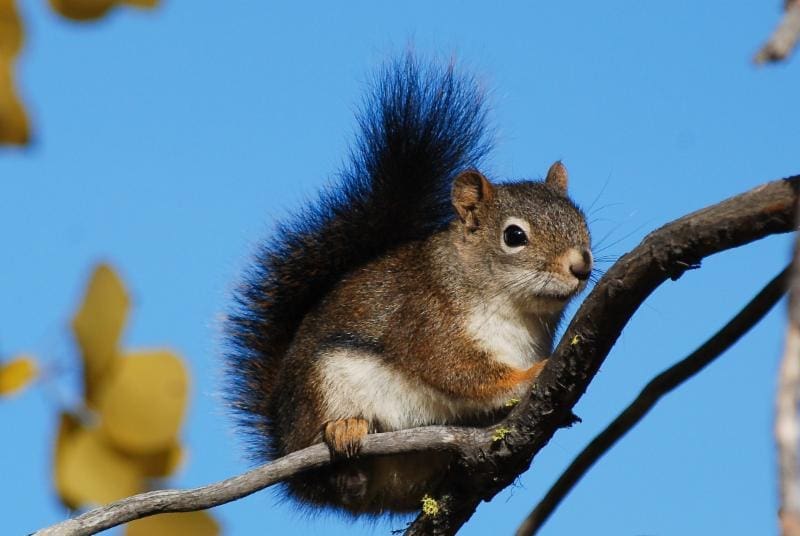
755, 0, 800, 64
33, 175, 800, 536
517, 266, 790, 536
405, 176, 800, 535
776, 199, 800, 536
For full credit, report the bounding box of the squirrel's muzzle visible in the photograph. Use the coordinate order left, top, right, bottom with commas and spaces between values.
566, 248, 593, 281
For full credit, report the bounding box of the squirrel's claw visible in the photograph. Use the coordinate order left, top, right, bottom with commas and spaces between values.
323, 418, 370, 458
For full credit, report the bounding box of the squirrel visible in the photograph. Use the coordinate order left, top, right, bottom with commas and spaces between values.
225, 56, 592, 516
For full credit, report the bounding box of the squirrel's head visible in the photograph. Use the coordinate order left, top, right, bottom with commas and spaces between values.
451, 161, 592, 314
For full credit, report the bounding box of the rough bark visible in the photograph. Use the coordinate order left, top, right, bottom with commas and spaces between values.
406, 176, 800, 535
518, 266, 789, 536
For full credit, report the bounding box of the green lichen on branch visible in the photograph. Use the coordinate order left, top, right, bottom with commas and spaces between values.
421, 494, 440, 516
492, 426, 511, 442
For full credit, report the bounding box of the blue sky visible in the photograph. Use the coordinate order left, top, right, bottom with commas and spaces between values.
1, 1, 798, 535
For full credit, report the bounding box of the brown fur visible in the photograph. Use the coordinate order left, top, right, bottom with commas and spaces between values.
265, 168, 591, 515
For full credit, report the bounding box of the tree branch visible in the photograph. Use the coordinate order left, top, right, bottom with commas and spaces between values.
33, 175, 800, 536
516, 265, 789, 536
777, 199, 800, 536
755, 0, 800, 64
405, 175, 800, 535
34, 427, 486, 536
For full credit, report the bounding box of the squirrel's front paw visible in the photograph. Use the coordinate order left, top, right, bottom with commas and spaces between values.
323, 418, 369, 458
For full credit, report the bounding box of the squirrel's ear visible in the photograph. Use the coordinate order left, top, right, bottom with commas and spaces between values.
452, 169, 494, 232
545, 161, 568, 194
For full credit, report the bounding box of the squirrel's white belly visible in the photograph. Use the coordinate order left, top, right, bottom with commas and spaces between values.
318, 349, 512, 430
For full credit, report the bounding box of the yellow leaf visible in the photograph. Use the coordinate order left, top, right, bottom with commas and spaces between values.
53, 412, 83, 510
121, 0, 159, 7
0, 0, 29, 146
126, 511, 219, 536
54, 414, 145, 508
49, 0, 114, 20
0, 55, 29, 145
127, 442, 183, 478
49, 0, 158, 21
0, 355, 37, 396
99, 350, 189, 455
72, 263, 129, 408
0, 0, 24, 57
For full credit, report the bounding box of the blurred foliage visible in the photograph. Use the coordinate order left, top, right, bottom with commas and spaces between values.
0, 354, 38, 396
2, 0, 219, 519
0, 0, 28, 144
72, 264, 130, 408
0, 0, 158, 146
127, 511, 219, 536
99, 350, 188, 455
50, 0, 158, 21
50, 263, 219, 535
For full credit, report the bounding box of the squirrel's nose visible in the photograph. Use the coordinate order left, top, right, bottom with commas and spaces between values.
568, 248, 593, 281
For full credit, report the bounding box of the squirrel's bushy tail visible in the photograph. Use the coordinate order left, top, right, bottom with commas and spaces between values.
225, 55, 491, 460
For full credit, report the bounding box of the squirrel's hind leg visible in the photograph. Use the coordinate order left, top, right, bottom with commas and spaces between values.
323, 417, 370, 458
321, 418, 373, 510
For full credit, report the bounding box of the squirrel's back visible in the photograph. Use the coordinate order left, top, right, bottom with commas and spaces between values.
225, 56, 492, 462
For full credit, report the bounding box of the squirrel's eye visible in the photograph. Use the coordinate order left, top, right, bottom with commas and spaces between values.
503, 225, 528, 248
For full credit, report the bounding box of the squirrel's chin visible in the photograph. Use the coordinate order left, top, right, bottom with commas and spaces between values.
523, 293, 574, 314
530, 279, 581, 301
523, 278, 587, 312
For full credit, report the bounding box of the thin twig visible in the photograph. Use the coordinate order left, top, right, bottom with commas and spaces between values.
517, 265, 790, 536
755, 0, 800, 64
777, 200, 800, 536
33, 427, 485, 536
